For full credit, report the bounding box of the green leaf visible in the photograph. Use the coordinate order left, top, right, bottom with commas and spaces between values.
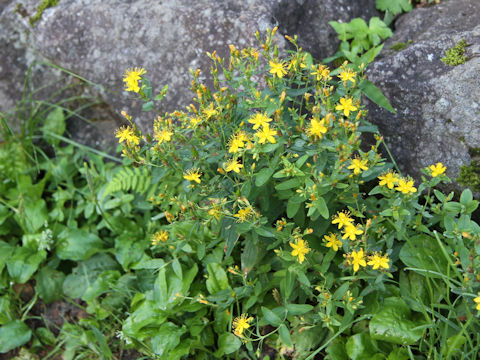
278, 324, 293, 347
23, 199, 48, 233
0, 320, 32, 353
57, 228, 103, 261
370, 297, 425, 345
399, 235, 448, 276
42, 107, 66, 142
285, 304, 313, 315
376, 0, 412, 15
7, 247, 46, 284
368, 17, 393, 46
241, 238, 258, 276
172, 258, 183, 279
142, 101, 154, 111
206, 263, 230, 294
255, 167, 274, 187
151, 322, 186, 356
287, 196, 302, 218
326, 339, 348, 360
0, 296, 13, 325
359, 79, 396, 114
262, 306, 282, 327
460, 189, 473, 206
345, 333, 379, 360
443, 334, 466, 357
35, 267, 65, 304
216, 333, 241, 356
387, 347, 409, 360
275, 178, 302, 190
314, 197, 329, 219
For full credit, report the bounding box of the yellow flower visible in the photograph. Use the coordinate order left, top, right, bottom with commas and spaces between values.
224, 159, 243, 173
349, 249, 367, 272
151, 230, 169, 245
342, 223, 363, 241
367, 253, 390, 270
395, 178, 417, 194
289, 238, 310, 264
183, 168, 202, 184
323, 233, 342, 252
234, 207, 254, 222
331, 211, 354, 229
338, 68, 356, 83
188, 117, 202, 128
306, 117, 328, 139
474, 295, 480, 311
203, 103, 218, 119
255, 124, 277, 144
311, 64, 331, 81
269, 60, 287, 78
429, 162, 446, 177
115, 126, 140, 145
208, 206, 222, 220
154, 128, 173, 144
123, 67, 146, 93
232, 313, 254, 337
248, 113, 272, 130
228, 135, 245, 153
335, 97, 358, 117
378, 171, 400, 189
348, 158, 368, 175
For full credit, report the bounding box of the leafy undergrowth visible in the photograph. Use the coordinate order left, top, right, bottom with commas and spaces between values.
0, 27, 479, 360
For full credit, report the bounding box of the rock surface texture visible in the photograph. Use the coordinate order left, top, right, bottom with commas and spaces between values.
1, 0, 376, 137
366, 0, 480, 184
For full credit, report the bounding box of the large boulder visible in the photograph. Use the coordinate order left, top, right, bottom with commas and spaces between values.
274, 0, 378, 61
1, 0, 377, 140
366, 0, 480, 186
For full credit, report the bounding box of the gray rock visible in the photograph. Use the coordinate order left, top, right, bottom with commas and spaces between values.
366, 0, 480, 186
1, 0, 378, 141
274, 0, 378, 61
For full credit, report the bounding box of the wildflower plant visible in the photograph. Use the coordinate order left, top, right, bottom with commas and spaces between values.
113, 28, 480, 359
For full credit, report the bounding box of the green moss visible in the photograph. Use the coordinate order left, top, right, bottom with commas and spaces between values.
441, 39, 468, 66
389, 40, 413, 52
457, 160, 480, 193
29, 0, 60, 25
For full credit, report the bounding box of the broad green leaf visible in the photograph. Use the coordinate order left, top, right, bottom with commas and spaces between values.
460, 189, 473, 206
42, 107, 66, 141
7, 247, 46, 284
443, 334, 466, 357
241, 238, 258, 275
275, 178, 302, 190
359, 79, 396, 114
387, 347, 409, 360
142, 101, 154, 111
151, 322, 186, 356
326, 339, 348, 360
345, 333, 380, 360
0, 296, 13, 325
262, 306, 282, 327
314, 197, 329, 219
399, 235, 449, 276
57, 228, 103, 261
216, 333, 241, 356
23, 199, 48, 233
376, 0, 412, 15
287, 196, 302, 218
278, 324, 293, 347
368, 17, 393, 46
206, 263, 230, 294
255, 167, 274, 187
172, 258, 183, 280
0, 320, 32, 353
35, 267, 65, 304
370, 297, 425, 345
285, 304, 313, 315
